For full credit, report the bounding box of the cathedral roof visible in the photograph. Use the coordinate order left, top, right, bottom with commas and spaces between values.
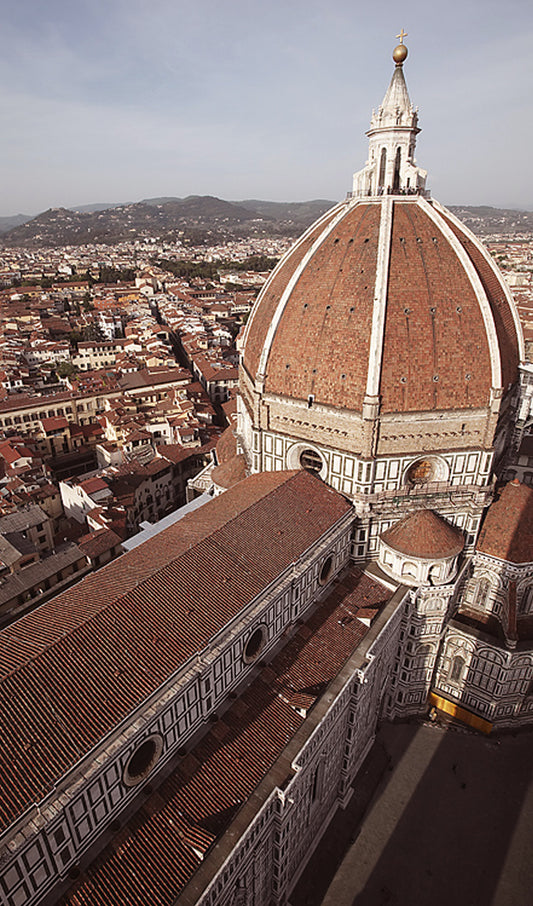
215, 424, 238, 464
0, 469, 351, 833
242, 195, 522, 416
60, 568, 392, 906
241, 46, 523, 430
476, 480, 533, 563
381, 509, 464, 559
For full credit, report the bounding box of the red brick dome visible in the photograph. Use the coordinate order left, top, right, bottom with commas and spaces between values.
242, 196, 522, 416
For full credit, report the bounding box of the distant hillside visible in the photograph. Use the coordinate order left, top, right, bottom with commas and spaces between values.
2, 197, 532, 249
0, 196, 336, 248
0, 213, 32, 234
448, 205, 533, 236
237, 199, 335, 227
69, 202, 127, 214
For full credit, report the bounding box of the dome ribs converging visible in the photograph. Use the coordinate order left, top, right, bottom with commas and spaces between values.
264, 202, 381, 408
381, 201, 493, 413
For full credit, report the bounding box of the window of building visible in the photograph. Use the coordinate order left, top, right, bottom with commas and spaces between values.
243, 625, 267, 664
299, 448, 323, 473
406, 458, 435, 486
475, 578, 491, 608
401, 561, 417, 579
378, 147, 387, 188
450, 654, 465, 683
319, 555, 334, 586
122, 734, 163, 787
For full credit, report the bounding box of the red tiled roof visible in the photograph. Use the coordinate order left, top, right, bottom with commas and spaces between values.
439, 209, 520, 389
243, 206, 340, 380
77, 528, 123, 559
61, 568, 389, 906
212, 453, 247, 489
79, 476, 109, 495
157, 444, 200, 465
381, 509, 464, 559
40, 416, 69, 432
476, 480, 533, 563
215, 426, 237, 464
0, 470, 351, 832
382, 202, 492, 412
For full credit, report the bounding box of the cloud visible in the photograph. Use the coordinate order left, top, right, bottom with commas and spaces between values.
1, 0, 533, 213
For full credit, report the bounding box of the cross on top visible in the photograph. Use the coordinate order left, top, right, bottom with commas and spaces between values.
396, 29, 408, 44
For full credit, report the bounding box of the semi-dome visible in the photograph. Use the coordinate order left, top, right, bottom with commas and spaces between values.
378, 509, 464, 587
237, 41, 524, 513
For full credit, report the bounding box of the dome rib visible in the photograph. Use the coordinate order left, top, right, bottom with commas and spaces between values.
257, 201, 351, 379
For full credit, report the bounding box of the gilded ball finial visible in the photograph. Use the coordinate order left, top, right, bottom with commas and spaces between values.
392, 43, 408, 65
393, 28, 408, 65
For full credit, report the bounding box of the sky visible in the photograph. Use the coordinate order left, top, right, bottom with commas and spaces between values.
1, 0, 532, 216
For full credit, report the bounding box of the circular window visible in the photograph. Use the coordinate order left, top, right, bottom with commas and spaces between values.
319, 555, 334, 586
123, 734, 163, 787
243, 625, 267, 664
299, 449, 323, 473
406, 459, 435, 487
404, 456, 449, 487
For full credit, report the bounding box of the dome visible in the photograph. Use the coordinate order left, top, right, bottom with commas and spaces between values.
237, 41, 525, 534
242, 196, 521, 418
239, 45, 524, 481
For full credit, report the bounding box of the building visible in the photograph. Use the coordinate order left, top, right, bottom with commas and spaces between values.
0, 38, 531, 906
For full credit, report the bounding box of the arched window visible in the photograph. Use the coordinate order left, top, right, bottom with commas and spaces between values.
393, 147, 401, 192
474, 578, 491, 608
428, 564, 441, 584
378, 148, 387, 189
450, 654, 465, 683
401, 561, 417, 579
522, 586, 533, 614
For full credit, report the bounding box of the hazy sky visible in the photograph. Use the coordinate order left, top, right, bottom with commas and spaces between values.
1, 0, 532, 216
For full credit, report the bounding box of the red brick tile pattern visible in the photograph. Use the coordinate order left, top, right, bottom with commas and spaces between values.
0, 470, 351, 833
61, 569, 389, 906
381, 509, 464, 559
440, 212, 520, 389
243, 209, 340, 380
476, 480, 533, 563
382, 203, 492, 413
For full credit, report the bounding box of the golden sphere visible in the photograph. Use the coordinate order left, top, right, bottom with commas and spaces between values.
392, 44, 408, 64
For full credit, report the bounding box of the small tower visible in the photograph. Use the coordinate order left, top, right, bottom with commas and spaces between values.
352, 32, 427, 197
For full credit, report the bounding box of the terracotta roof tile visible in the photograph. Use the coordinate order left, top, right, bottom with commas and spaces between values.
381, 509, 464, 559
0, 470, 351, 832
61, 568, 390, 906
476, 480, 533, 563
212, 453, 247, 489
243, 198, 519, 416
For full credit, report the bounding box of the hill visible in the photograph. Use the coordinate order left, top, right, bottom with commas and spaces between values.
1, 196, 330, 249
0, 214, 33, 235
2, 198, 533, 249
